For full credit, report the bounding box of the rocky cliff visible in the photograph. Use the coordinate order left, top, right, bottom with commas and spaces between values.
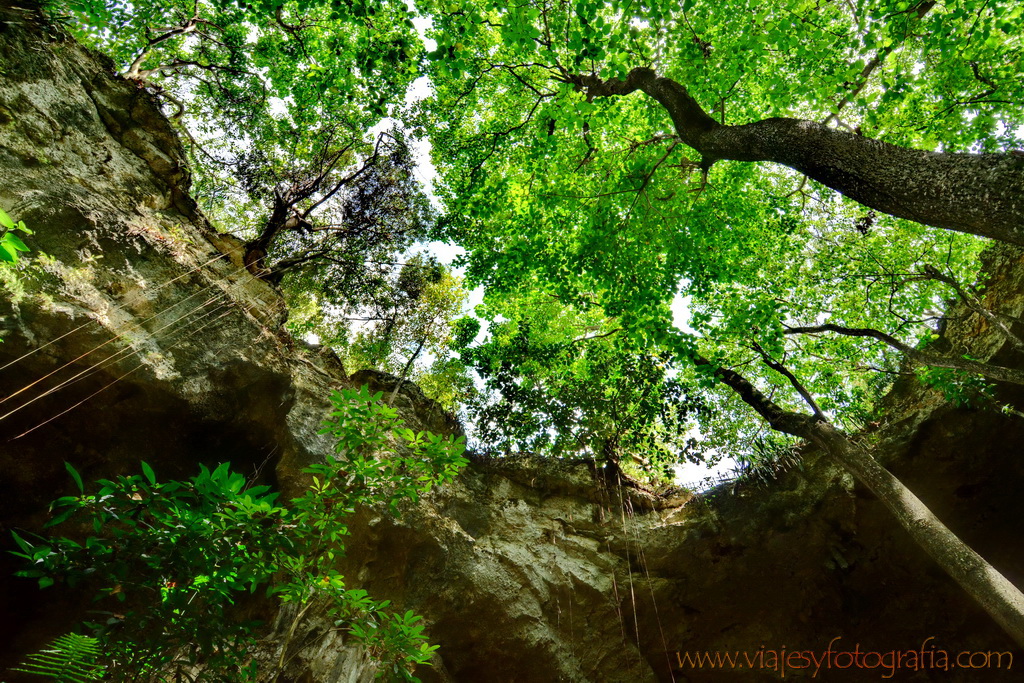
1, 3, 1022, 681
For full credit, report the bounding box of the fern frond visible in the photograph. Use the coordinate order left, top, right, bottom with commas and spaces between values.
12, 633, 105, 682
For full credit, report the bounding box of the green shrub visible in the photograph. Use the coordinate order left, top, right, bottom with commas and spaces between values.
11, 385, 467, 681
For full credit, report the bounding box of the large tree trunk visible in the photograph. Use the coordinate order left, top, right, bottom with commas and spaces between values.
572, 68, 1024, 245
808, 421, 1024, 648
244, 196, 294, 276
699, 356, 1024, 647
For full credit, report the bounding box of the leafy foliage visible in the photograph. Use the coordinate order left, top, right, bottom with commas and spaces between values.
47, 0, 419, 125
289, 254, 473, 410
455, 291, 705, 479
14, 461, 283, 679
41, 0, 1024, 469
410, 0, 1021, 463
914, 365, 995, 408
0, 206, 33, 265
0, 207, 35, 332
45, 0, 434, 366
13, 633, 105, 682
11, 386, 467, 681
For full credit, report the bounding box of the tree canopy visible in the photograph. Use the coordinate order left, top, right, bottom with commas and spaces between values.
413, 0, 1022, 453
49, 0, 438, 368
454, 291, 703, 478
48, 0, 1024, 437
40, 0, 1024, 649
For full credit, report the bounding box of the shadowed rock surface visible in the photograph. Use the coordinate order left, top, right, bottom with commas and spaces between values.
0, 4, 1022, 681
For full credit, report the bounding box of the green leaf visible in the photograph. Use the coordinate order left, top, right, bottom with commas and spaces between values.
0, 208, 13, 230
211, 462, 230, 482
2, 231, 29, 252
0, 242, 16, 262
13, 632, 105, 681
45, 506, 78, 528
65, 462, 84, 494
11, 529, 34, 554
140, 461, 157, 486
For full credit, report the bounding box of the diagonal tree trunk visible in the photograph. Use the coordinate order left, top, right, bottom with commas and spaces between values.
569, 68, 1024, 245
244, 193, 294, 275
695, 355, 1024, 647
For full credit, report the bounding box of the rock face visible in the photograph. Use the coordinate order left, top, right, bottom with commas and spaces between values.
0, 1, 348, 668
1, 4, 1023, 682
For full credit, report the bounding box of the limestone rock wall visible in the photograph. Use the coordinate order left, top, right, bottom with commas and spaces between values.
1, 4, 1023, 682
268, 430, 1024, 682
0, 1, 344, 667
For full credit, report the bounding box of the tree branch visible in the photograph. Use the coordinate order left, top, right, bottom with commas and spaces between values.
123, 18, 201, 81
750, 343, 827, 420
690, 352, 1024, 647
564, 68, 718, 166
569, 328, 623, 345
566, 67, 1024, 244
693, 355, 816, 437
784, 322, 1024, 386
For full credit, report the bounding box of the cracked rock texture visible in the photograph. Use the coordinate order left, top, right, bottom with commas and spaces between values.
1, 4, 1023, 681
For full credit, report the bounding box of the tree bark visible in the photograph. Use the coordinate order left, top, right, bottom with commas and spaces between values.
807, 420, 1024, 649
696, 356, 1024, 647
244, 194, 297, 276
570, 68, 1024, 245
388, 338, 426, 406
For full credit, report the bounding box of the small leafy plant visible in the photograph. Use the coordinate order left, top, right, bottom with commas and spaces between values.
12, 461, 289, 680
0, 206, 32, 265
12, 633, 105, 682
10, 385, 467, 681
915, 365, 995, 407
